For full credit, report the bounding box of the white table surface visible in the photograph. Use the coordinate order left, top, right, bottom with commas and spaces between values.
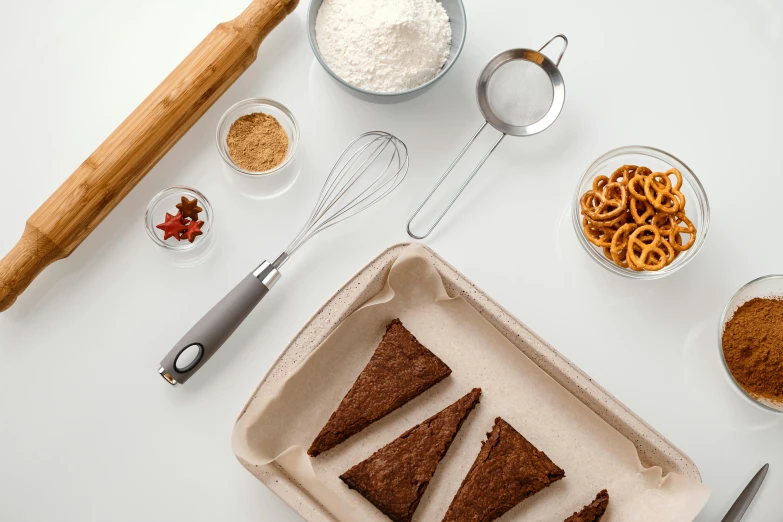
1, 0, 781, 520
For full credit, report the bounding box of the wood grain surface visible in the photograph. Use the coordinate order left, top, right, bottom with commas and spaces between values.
0, 0, 298, 312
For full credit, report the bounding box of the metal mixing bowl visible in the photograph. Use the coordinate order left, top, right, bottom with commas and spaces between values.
307, 0, 466, 102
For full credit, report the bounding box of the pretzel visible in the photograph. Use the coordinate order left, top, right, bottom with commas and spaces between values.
630, 198, 655, 225
579, 164, 698, 272
613, 247, 632, 269
659, 235, 677, 264
671, 212, 697, 251
665, 168, 683, 190
644, 175, 681, 214
626, 225, 668, 271
601, 209, 632, 229
652, 217, 683, 263
627, 173, 649, 201
627, 225, 665, 271
651, 213, 676, 238
610, 223, 637, 267
671, 188, 686, 211
610, 165, 637, 186
628, 241, 667, 271
580, 182, 627, 221
592, 175, 610, 192
663, 233, 682, 263
583, 219, 615, 248
647, 172, 671, 191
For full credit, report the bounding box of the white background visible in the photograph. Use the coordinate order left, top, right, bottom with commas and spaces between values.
0, 0, 781, 520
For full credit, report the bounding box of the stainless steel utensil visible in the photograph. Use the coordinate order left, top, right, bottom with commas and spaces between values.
721, 464, 769, 522
159, 131, 408, 385
406, 34, 568, 239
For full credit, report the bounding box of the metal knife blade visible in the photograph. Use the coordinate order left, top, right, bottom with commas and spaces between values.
721, 463, 769, 522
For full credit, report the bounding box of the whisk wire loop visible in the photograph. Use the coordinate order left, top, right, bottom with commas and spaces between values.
282, 131, 408, 260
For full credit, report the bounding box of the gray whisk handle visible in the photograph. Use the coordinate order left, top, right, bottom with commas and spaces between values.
158, 262, 281, 385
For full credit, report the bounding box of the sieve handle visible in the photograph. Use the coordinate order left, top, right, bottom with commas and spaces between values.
539, 34, 568, 67
407, 122, 506, 239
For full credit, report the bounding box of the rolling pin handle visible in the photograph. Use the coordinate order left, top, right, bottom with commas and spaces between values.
0, 224, 63, 312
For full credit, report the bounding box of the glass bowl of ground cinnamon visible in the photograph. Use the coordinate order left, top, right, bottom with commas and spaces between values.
216, 98, 300, 199
720, 275, 783, 413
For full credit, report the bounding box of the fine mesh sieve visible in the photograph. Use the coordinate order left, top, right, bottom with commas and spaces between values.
407, 34, 568, 239
486, 61, 554, 128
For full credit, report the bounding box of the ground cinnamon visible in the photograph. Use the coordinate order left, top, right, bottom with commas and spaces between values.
226, 112, 288, 172
722, 297, 783, 403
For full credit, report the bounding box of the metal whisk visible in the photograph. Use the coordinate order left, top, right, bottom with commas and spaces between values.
159, 131, 408, 385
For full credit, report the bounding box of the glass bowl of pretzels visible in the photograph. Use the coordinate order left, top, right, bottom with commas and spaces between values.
573, 146, 710, 279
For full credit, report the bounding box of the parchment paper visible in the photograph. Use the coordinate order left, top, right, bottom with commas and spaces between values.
232, 245, 710, 522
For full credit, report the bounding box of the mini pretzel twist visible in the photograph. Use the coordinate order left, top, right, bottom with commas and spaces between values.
592, 175, 610, 191
610, 223, 637, 268
583, 219, 615, 248
651, 213, 676, 237
610, 165, 638, 186
580, 182, 627, 221
630, 198, 655, 225
628, 242, 667, 271
627, 225, 667, 271
659, 234, 678, 265
628, 176, 647, 201
579, 164, 698, 272
665, 168, 683, 190
644, 174, 681, 214
672, 212, 696, 251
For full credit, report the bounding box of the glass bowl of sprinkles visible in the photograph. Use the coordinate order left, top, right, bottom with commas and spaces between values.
145, 186, 215, 266
572, 146, 710, 279
719, 275, 783, 414
216, 98, 300, 199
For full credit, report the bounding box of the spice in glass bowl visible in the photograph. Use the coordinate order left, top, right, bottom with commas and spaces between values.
226, 112, 289, 172
722, 297, 783, 404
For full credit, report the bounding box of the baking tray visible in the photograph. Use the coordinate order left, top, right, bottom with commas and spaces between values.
235, 243, 701, 522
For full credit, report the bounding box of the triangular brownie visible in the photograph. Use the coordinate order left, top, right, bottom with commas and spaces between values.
341, 388, 482, 522
308, 319, 452, 457
564, 490, 609, 522
442, 417, 565, 522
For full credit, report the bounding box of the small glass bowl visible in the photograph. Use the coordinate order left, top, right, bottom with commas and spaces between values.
718, 275, 783, 414
144, 186, 215, 266
216, 98, 300, 199
572, 145, 710, 279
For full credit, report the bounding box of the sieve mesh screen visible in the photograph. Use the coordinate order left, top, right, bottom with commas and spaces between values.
486, 60, 554, 128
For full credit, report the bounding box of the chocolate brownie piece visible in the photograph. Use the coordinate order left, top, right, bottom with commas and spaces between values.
340, 388, 482, 522
564, 490, 609, 522
442, 417, 565, 522
308, 319, 452, 457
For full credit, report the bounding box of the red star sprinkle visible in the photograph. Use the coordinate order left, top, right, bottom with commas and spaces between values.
156, 211, 189, 241
180, 219, 204, 243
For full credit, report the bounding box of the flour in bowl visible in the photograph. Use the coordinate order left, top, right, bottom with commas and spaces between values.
315, 0, 452, 93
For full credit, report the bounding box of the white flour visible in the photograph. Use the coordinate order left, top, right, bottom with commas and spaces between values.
315, 0, 452, 93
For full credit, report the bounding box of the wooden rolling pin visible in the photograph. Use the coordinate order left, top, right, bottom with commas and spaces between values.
0, 0, 298, 311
